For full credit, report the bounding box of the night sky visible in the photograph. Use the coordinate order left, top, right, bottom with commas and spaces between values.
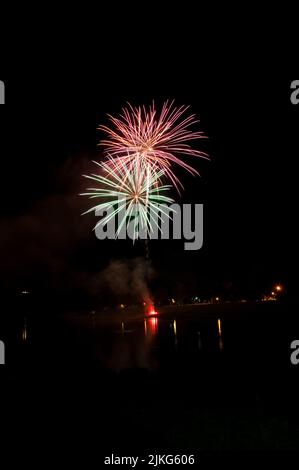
1, 53, 298, 302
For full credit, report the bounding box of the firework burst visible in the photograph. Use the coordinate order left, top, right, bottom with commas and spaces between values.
81, 158, 174, 240
98, 100, 209, 191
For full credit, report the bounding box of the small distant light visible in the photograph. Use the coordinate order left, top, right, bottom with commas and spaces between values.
215, 297, 219, 301
271, 291, 275, 296
275, 285, 282, 292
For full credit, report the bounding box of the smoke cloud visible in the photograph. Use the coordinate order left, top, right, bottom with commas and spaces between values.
101, 258, 154, 305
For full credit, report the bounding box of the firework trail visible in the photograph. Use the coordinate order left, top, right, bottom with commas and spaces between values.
98, 100, 209, 191
81, 157, 174, 240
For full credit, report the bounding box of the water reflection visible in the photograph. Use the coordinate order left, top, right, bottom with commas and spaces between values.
173, 319, 177, 336
149, 317, 158, 335
173, 319, 178, 349
22, 318, 28, 342
15, 310, 229, 372
92, 313, 229, 371
217, 318, 223, 350
144, 317, 158, 338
